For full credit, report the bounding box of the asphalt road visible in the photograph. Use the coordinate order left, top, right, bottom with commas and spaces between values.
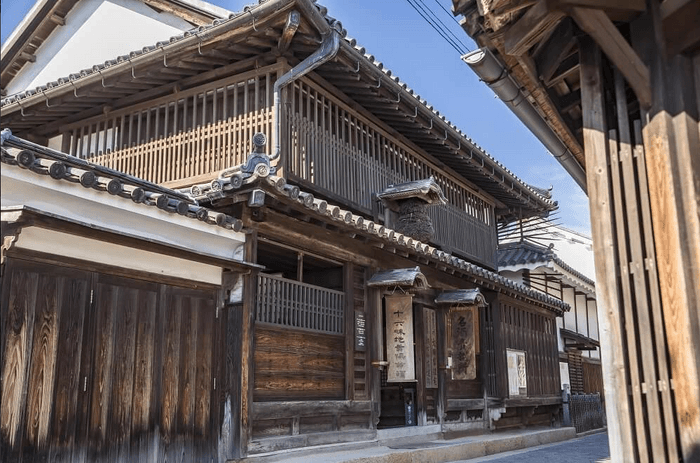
455, 431, 610, 463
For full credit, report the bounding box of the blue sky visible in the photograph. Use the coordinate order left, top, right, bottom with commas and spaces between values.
1, 0, 591, 235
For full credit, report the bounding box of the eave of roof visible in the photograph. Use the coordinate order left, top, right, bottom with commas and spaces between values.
199, 170, 569, 314
0, 0, 557, 217
498, 240, 596, 289
1, 129, 245, 234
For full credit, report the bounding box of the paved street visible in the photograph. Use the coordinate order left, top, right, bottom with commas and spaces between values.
455, 431, 609, 463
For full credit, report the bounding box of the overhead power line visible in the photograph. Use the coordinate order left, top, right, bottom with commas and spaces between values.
403, 0, 471, 55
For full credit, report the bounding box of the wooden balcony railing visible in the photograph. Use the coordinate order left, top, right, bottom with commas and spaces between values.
256, 274, 345, 336
62, 64, 280, 186
285, 78, 497, 267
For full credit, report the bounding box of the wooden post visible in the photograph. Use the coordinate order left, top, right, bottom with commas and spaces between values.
631, 9, 700, 460
578, 37, 636, 460
369, 285, 383, 430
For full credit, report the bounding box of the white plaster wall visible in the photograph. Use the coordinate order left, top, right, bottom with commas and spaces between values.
15, 226, 223, 284
7, 0, 194, 95
562, 286, 577, 331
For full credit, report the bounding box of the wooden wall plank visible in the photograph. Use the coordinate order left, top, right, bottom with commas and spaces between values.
106, 286, 139, 463
49, 271, 90, 462
23, 273, 62, 457
0, 266, 38, 462
130, 287, 158, 463
254, 326, 345, 401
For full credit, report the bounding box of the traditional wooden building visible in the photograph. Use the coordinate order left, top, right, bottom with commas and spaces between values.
2, 0, 572, 460
452, 0, 700, 461
498, 237, 602, 396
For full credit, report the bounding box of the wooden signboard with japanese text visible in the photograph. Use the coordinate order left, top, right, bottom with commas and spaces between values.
424, 307, 438, 388
355, 311, 367, 351
450, 306, 476, 380
385, 295, 415, 382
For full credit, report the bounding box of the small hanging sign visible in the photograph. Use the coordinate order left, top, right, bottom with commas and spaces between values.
355, 311, 367, 351
450, 306, 476, 380
385, 294, 415, 382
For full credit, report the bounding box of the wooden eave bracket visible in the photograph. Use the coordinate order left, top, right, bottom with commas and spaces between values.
569, 6, 651, 107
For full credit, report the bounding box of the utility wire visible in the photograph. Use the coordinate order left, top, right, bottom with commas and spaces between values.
404, 0, 466, 55
403, 0, 471, 55
415, 0, 471, 52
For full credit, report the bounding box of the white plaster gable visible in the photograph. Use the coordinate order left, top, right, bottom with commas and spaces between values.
6, 0, 194, 95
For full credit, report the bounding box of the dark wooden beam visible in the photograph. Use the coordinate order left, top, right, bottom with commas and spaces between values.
659, 0, 700, 56
553, 0, 645, 12
503, 0, 565, 56
535, 18, 576, 84
571, 7, 651, 107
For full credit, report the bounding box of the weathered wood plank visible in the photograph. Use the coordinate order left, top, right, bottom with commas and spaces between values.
23, 273, 62, 458
578, 37, 636, 460
1, 265, 38, 462
48, 271, 90, 463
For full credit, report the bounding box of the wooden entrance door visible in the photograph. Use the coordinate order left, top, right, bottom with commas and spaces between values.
1, 258, 219, 462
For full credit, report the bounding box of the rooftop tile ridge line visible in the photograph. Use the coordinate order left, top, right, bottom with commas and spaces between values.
1, 132, 246, 232
0, 0, 279, 105
1, 128, 192, 202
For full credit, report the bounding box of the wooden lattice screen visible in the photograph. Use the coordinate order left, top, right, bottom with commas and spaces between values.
256, 273, 345, 336
284, 78, 497, 267
61, 63, 281, 186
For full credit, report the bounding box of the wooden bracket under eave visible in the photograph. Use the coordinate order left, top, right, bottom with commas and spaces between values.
570, 6, 651, 108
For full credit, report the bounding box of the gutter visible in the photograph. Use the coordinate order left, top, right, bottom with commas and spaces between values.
271, 21, 340, 161
462, 48, 588, 193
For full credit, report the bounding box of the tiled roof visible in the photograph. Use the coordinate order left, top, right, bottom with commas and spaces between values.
0, 0, 556, 215
187, 163, 570, 314
0, 129, 243, 232
498, 240, 596, 288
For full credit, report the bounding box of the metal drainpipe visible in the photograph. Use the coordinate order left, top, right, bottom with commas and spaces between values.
462, 48, 588, 193
270, 25, 340, 162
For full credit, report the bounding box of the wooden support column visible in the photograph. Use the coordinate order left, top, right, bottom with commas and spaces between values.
344, 263, 355, 401
220, 230, 257, 459
578, 37, 636, 460
369, 285, 383, 430
632, 8, 700, 460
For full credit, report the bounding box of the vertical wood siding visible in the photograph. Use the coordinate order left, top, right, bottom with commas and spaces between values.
497, 296, 560, 397
0, 259, 220, 462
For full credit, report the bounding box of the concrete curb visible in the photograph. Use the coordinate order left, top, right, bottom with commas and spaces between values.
241, 427, 577, 463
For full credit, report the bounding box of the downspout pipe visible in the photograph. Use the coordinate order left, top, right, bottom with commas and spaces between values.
462, 48, 588, 193
270, 24, 340, 162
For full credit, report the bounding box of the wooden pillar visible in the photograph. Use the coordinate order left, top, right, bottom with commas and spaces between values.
632, 7, 700, 460
578, 37, 636, 460
344, 263, 355, 401
413, 302, 427, 426
369, 285, 383, 430
219, 231, 257, 460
